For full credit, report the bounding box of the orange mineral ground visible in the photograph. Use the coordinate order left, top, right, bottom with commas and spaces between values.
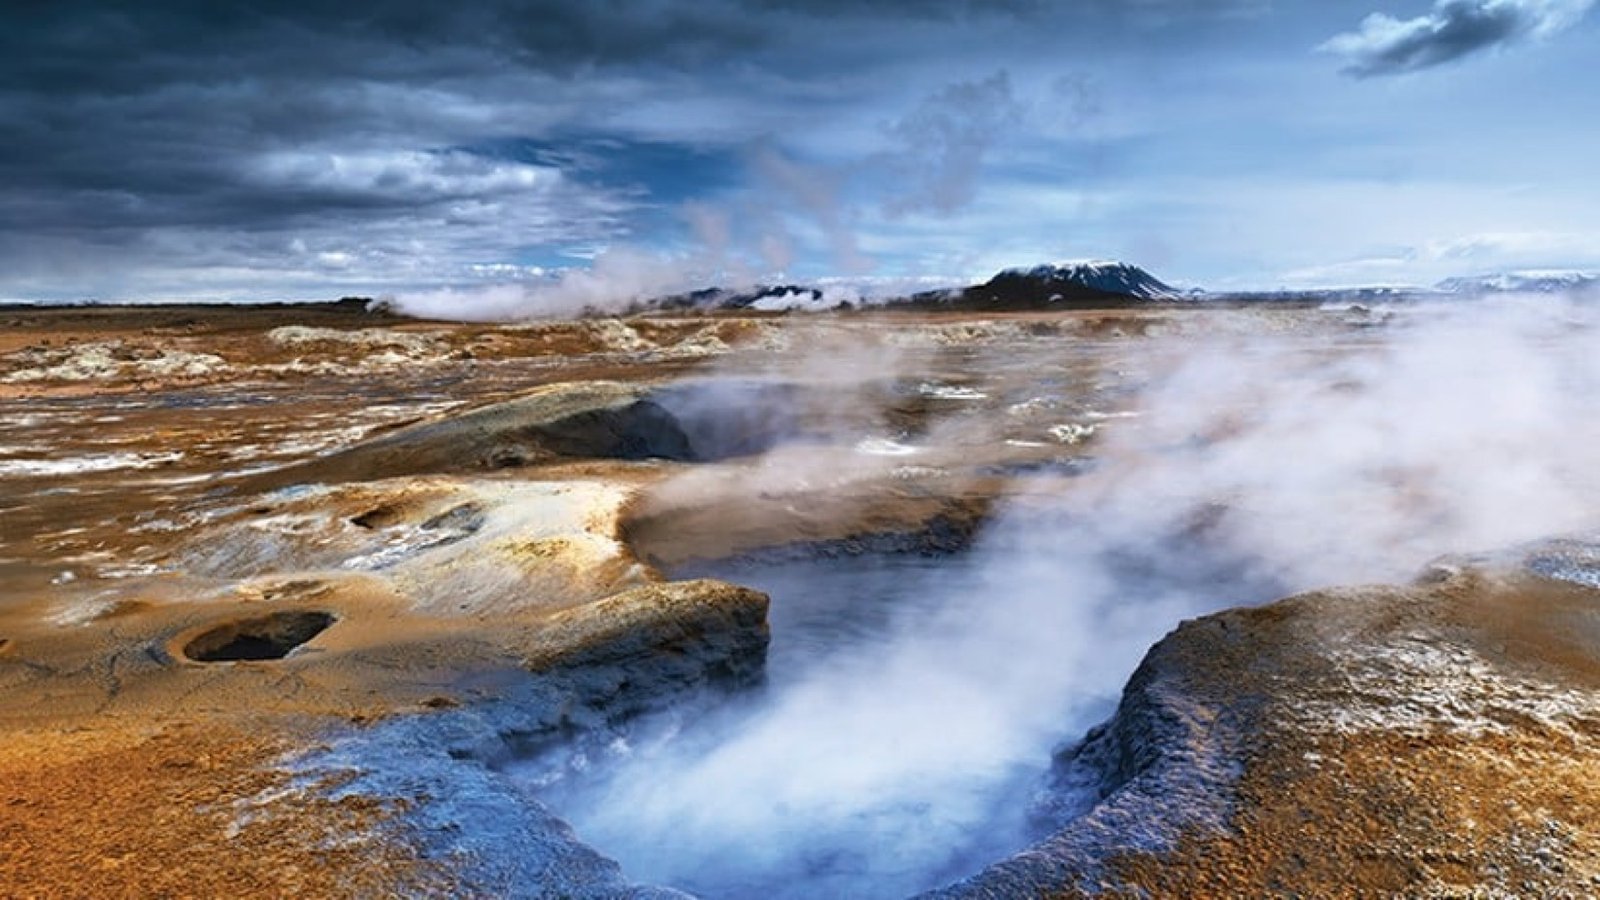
3, 301, 1599, 898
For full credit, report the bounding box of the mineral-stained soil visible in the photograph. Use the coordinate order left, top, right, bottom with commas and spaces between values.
0, 303, 806, 894
5, 300, 1599, 897
0, 719, 450, 897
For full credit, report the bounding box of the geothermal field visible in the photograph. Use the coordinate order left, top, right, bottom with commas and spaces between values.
8, 0, 1600, 894
2, 296, 1599, 897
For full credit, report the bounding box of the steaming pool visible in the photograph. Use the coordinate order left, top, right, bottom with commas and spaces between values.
496, 499, 1288, 900
506, 550, 1057, 899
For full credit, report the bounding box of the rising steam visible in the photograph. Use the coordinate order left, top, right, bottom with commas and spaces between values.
390, 70, 1039, 322
390, 249, 706, 321
517, 296, 1600, 898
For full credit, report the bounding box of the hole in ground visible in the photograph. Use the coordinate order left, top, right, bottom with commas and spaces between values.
506, 513, 1290, 899
645, 375, 976, 465
507, 550, 1052, 900
183, 611, 335, 662
350, 504, 401, 529
648, 380, 812, 461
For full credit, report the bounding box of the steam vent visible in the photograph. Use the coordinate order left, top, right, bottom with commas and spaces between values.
7, 3, 1600, 897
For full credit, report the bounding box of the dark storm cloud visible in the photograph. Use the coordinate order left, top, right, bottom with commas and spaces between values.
0, 0, 1050, 93
1, 1, 745, 88
0, 1, 733, 296
0, 0, 1271, 299
1321, 0, 1594, 77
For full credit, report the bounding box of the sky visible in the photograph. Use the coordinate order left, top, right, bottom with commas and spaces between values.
3, 0, 1598, 304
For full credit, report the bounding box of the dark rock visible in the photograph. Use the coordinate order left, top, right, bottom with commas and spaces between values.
923, 608, 1253, 898
927, 545, 1600, 897
293, 579, 768, 899
239, 381, 695, 490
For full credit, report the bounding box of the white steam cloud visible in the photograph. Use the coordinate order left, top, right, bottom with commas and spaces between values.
882, 71, 1025, 217
520, 298, 1600, 897
390, 248, 706, 321
390, 70, 1039, 322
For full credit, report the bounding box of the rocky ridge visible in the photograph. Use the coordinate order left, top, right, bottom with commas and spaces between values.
929, 546, 1600, 897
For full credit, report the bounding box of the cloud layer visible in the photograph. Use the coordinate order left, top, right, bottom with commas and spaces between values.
2, 1, 1596, 302
1, 1, 1196, 301
1322, 0, 1595, 76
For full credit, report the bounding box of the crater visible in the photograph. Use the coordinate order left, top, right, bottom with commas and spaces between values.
513, 509, 1287, 899
647, 378, 934, 462
648, 380, 811, 461
181, 610, 335, 663
510, 549, 1037, 900
420, 501, 486, 534
350, 504, 402, 529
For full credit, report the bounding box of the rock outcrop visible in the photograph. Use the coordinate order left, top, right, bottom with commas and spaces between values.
929, 542, 1600, 897
239, 381, 694, 491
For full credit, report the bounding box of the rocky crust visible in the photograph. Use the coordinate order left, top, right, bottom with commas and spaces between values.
930, 547, 1600, 898
9, 304, 1599, 898
238, 381, 695, 491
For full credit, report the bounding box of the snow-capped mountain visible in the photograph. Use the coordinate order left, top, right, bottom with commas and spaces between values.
897, 259, 1188, 310
640, 261, 1188, 313
987, 260, 1183, 301
1436, 271, 1599, 295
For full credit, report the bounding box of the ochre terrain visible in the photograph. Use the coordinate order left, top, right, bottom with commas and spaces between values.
5, 301, 1599, 898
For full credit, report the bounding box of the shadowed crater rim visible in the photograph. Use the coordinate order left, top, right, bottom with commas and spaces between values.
181, 610, 336, 662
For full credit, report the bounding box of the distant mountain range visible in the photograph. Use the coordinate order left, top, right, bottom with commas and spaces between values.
1434, 271, 1600, 296
646, 261, 1191, 313
639, 262, 1600, 314
648, 284, 837, 312
1231, 271, 1600, 304
13, 263, 1596, 315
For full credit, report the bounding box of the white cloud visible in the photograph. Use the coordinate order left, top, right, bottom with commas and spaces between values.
1279, 230, 1600, 287
249, 149, 560, 200
1427, 230, 1600, 263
